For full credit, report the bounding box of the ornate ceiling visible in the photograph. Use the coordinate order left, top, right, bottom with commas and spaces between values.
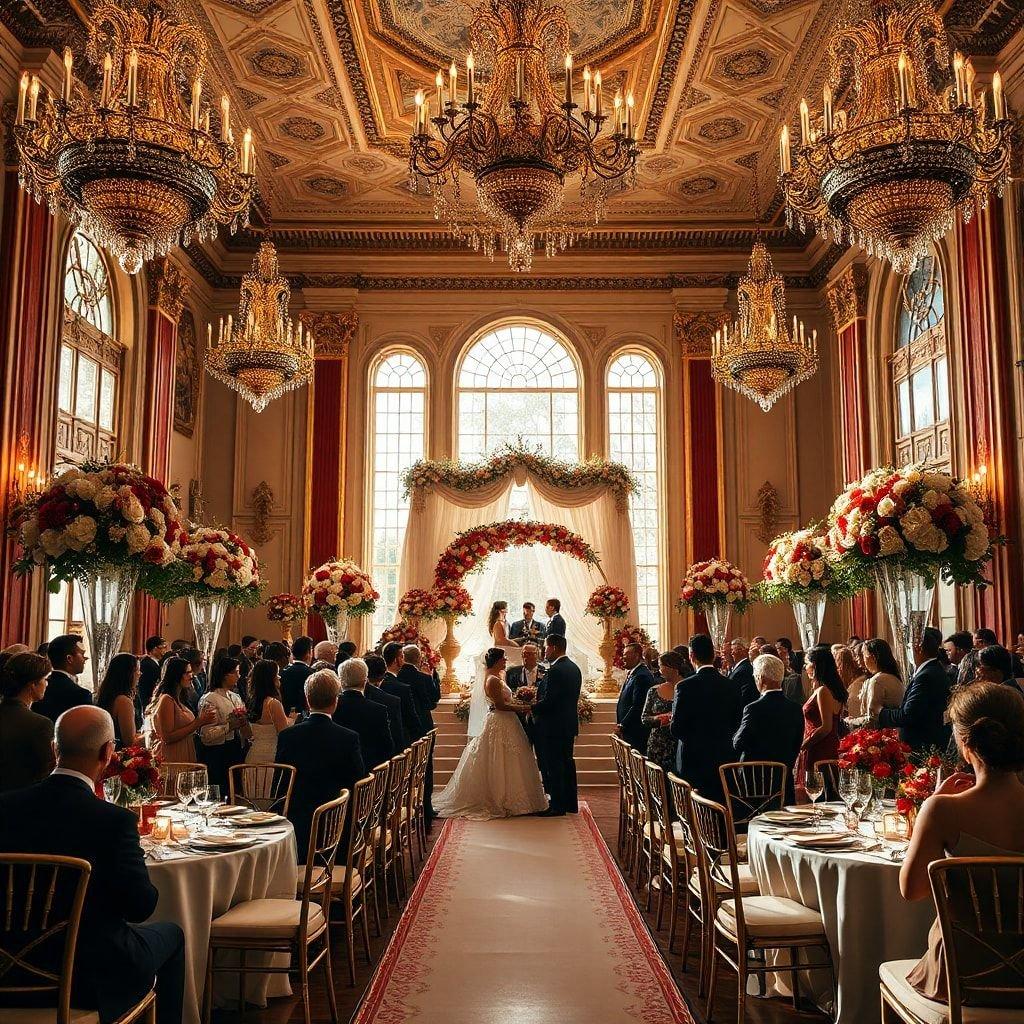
2, 0, 1020, 274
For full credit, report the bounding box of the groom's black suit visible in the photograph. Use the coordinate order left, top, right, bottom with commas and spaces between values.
531, 654, 582, 814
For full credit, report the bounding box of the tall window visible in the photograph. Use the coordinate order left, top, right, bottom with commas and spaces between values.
370, 352, 426, 635
457, 323, 580, 461
64, 232, 113, 334
607, 352, 663, 643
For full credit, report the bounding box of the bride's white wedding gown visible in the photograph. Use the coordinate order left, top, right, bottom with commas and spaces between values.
434, 675, 548, 821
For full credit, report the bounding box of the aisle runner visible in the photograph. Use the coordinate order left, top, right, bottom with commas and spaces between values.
354, 803, 694, 1024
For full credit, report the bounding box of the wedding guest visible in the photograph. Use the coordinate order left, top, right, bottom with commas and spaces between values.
973, 644, 1024, 698
311, 640, 338, 672
335, 640, 357, 668
544, 598, 566, 639
275, 669, 366, 860
137, 635, 167, 715
899, 682, 1024, 1001
733, 653, 804, 805
879, 627, 951, 752
943, 631, 972, 685
399, 645, 440, 734
265, 641, 290, 674
671, 645, 695, 678
281, 636, 314, 715
845, 638, 905, 726
643, 646, 663, 681
381, 641, 424, 741
151, 658, 215, 764
510, 602, 546, 644
796, 644, 847, 793
0, 706, 186, 1024
33, 634, 91, 723
771, 642, 805, 704
246, 659, 294, 765
365, 654, 407, 749
670, 633, 743, 801
96, 653, 141, 747
197, 656, 251, 790
835, 643, 870, 717
958, 627, 998, 686
641, 651, 685, 776
508, 643, 545, 691
335, 658, 394, 770
777, 636, 804, 675
0, 652, 55, 791
728, 638, 758, 706
616, 642, 657, 751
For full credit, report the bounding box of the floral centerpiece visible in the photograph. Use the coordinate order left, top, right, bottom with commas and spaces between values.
397, 588, 439, 622
896, 753, 944, 821
376, 621, 441, 670
431, 581, 473, 620
8, 459, 187, 681
677, 558, 752, 653
585, 585, 631, 619
266, 591, 304, 643
302, 558, 378, 643
103, 744, 163, 806
838, 726, 912, 803
827, 464, 996, 675
612, 624, 652, 670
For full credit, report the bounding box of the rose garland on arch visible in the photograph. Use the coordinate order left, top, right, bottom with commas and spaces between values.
433, 520, 600, 586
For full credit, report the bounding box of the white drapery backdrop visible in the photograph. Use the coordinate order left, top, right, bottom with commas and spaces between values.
397, 467, 638, 680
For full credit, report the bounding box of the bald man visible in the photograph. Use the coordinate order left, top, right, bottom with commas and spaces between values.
0, 706, 185, 1024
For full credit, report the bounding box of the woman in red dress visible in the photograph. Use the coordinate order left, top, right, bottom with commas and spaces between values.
796, 644, 848, 797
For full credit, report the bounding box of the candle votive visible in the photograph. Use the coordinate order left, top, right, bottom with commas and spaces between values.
170, 821, 191, 842
151, 815, 172, 842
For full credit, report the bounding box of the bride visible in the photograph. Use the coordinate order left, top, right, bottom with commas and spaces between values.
434, 647, 548, 820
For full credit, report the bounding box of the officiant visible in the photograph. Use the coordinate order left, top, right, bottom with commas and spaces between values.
509, 602, 546, 645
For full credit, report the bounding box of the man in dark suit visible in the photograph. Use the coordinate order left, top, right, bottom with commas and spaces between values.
34, 634, 92, 723
365, 655, 407, 749
728, 638, 759, 706
507, 642, 546, 692
531, 634, 582, 816
509, 602, 546, 645
398, 644, 440, 824
334, 658, 395, 769
280, 636, 314, 715
671, 633, 744, 802
381, 642, 425, 742
0, 706, 185, 1024
732, 652, 805, 804
615, 641, 657, 751
879, 627, 952, 752
544, 598, 567, 641
137, 635, 167, 716
275, 669, 366, 861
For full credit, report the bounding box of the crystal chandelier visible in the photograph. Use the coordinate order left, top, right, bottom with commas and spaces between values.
778, 0, 1013, 274
408, 0, 639, 272
712, 242, 819, 412
14, 0, 256, 275
205, 242, 314, 413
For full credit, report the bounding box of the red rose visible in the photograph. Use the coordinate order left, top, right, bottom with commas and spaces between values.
859, 535, 880, 556
315, 569, 330, 581
121, 768, 139, 786
871, 762, 892, 779
895, 797, 914, 815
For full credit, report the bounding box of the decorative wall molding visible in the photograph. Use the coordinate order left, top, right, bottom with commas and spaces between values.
249, 480, 275, 544
428, 325, 457, 352
299, 309, 359, 359
174, 308, 199, 439
753, 480, 781, 544
826, 264, 870, 333
145, 258, 190, 320
673, 310, 730, 356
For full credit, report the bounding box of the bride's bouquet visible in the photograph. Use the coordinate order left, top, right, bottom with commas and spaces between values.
515, 684, 538, 705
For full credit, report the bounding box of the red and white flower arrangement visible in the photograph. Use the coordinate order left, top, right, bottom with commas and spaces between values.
838, 726, 912, 783
896, 754, 944, 818
585, 584, 631, 619
677, 558, 753, 613
266, 592, 304, 623
302, 559, 378, 622
826, 464, 995, 586
612, 624, 652, 670
376, 622, 441, 670
166, 526, 262, 607
103, 744, 163, 804
10, 459, 187, 593
759, 528, 857, 603
430, 581, 473, 620
397, 588, 438, 621
433, 520, 600, 585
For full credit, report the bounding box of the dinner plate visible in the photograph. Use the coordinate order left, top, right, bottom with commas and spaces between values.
788, 833, 865, 849
190, 834, 257, 850
231, 812, 286, 827
760, 811, 817, 824
212, 805, 247, 817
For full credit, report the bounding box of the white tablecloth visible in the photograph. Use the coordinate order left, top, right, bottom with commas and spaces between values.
747, 819, 935, 1024
146, 825, 297, 1024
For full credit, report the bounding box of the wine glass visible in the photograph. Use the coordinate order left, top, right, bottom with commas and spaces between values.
175, 770, 195, 814
805, 769, 824, 826
204, 784, 222, 826
838, 769, 859, 829
103, 776, 122, 805
192, 781, 210, 828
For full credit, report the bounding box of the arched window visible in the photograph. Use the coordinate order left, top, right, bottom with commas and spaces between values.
369, 351, 427, 634
64, 231, 113, 334
607, 351, 663, 643
457, 322, 580, 461
892, 254, 950, 469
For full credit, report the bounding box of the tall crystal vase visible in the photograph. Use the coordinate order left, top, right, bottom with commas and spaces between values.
75, 563, 140, 686
188, 593, 229, 667
322, 608, 350, 646
704, 601, 731, 656
874, 561, 935, 681
791, 591, 827, 652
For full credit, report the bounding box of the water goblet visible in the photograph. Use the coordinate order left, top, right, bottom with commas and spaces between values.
103, 776, 122, 805
175, 771, 194, 813
805, 769, 825, 826
192, 782, 210, 828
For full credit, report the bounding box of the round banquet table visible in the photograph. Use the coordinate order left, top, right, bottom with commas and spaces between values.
145, 822, 298, 1024
746, 817, 936, 1024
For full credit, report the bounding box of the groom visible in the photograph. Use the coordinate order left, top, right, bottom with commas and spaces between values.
531, 633, 582, 816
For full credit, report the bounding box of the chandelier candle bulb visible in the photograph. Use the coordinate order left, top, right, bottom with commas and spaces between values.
515, 56, 524, 101
100, 53, 111, 107
953, 52, 965, 105
993, 72, 1005, 120
626, 91, 635, 138
594, 70, 603, 116
565, 54, 573, 106
449, 62, 458, 105
220, 95, 230, 142
436, 70, 444, 112
466, 53, 475, 105
190, 78, 201, 130
965, 60, 976, 103
206, 323, 212, 349
799, 98, 810, 145
62, 48, 73, 103
582, 66, 591, 114
241, 128, 252, 175
27, 77, 40, 123
127, 49, 138, 107
16, 72, 28, 125
823, 84, 833, 134
779, 125, 790, 173
897, 51, 910, 109
226, 314, 232, 340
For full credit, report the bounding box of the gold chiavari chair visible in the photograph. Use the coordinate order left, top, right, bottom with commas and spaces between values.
719, 761, 788, 861
364, 762, 391, 937
645, 761, 675, 927
405, 735, 431, 869
880, 857, 1024, 1024
667, 774, 705, 986
228, 763, 296, 815
692, 792, 834, 1024
628, 747, 654, 895
395, 742, 419, 886
611, 737, 635, 867
205, 793, 349, 1024
158, 761, 205, 798
412, 729, 437, 862
1, 854, 156, 1024
381, 750, 410, 908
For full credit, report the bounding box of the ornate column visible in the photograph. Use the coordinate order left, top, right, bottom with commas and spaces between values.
298, 310, 358, 641
0, 162, 57, 647
954, 206, 1021, 635
133, 258, 189, 649
826, 264, 875, 637
674, 308, 729, 637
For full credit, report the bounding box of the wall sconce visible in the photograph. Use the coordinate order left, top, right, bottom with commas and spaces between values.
7, 432, 45, 506
968, 458, 995, 528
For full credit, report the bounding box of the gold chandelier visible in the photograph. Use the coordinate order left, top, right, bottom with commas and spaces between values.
206, 242, 314, 413
778, 0, 1013, 274
408, 0, 639, 272
712, 242, 818, 412
14, 0, 255, 275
